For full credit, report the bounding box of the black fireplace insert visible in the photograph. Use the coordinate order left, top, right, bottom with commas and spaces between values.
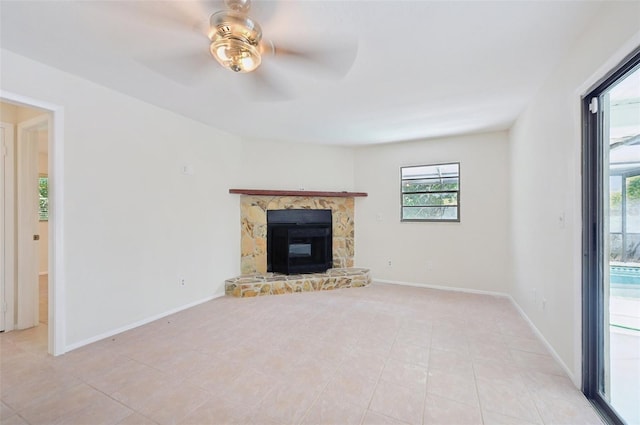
267, 209, 333, 275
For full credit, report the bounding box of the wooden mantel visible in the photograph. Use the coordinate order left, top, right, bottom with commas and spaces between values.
229, 189, 368, 198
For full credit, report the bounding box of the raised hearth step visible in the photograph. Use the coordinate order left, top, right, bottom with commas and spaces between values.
225, 267, 371, 298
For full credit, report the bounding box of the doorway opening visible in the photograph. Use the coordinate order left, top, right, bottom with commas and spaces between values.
0, 93, 65, 356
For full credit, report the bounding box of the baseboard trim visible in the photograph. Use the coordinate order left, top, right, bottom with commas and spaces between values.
374, 279, 575, 385
375, 279, 510, 298
64, 293, 225, 353
507, 295, 576, 384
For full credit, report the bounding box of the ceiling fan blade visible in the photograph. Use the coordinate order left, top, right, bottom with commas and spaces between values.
246, 65, 292, 102
118, 1, 209, 36
265, 38, 359, 79
137, 47, 217, 86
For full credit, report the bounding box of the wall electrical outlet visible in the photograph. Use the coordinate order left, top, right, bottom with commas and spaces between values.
388, 260, 392, 266
179, 278, 186, 286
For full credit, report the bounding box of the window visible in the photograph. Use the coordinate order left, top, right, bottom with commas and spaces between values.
401, 163, 460, 222
39, 175, 48, 221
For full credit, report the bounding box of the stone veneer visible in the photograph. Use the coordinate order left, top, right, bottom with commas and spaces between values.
225, 268, 371, 297
239, 195, 355, 274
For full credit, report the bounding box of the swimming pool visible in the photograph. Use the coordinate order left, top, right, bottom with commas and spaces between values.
610, 265, 640, 298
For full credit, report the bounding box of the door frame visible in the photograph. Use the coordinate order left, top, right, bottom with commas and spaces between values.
0, 90, 65, 356
582, 47, 640, 425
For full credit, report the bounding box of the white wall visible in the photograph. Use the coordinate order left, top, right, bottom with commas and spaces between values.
354, 131, 511, 294
236, 138, 355, 192
0, 49, 356, 349
509, 2, 640, 383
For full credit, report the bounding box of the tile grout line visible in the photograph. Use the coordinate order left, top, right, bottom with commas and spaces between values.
469, 335, 487, 425
359, 322, 400, 425
421, 322, 435, 425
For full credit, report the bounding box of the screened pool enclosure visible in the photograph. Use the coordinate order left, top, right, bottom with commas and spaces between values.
609, 141, 640, 264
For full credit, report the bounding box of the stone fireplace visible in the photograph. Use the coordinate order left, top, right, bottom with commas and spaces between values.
226, 189, 372, 297
237, 192, 359, 275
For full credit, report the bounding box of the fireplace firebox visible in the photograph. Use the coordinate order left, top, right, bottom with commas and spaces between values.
267, 209, 333, 275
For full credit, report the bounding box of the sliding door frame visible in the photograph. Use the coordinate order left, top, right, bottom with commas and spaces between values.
582, 46, 640, 425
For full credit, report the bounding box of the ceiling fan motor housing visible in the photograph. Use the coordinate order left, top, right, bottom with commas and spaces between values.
209, 10, 263, 73
225, 0, 252, 13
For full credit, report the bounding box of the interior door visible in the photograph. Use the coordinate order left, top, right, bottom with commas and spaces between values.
0, 122, 14, 332
16, 118, 42, 329
1, 123, 5, 332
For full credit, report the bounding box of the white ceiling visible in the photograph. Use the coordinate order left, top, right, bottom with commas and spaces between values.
0, 0, 605, 146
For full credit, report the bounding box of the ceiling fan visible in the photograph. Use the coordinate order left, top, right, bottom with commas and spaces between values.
133, 0, 358, 99
208, 0, 358, 76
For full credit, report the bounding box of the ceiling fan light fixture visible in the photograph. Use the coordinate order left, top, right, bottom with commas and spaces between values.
210, 36, 261, 73
208, 9, 262, 73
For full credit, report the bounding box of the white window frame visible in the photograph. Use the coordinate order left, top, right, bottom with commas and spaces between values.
400, 162, 460, 222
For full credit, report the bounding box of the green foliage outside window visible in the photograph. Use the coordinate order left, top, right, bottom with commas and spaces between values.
39, 176, 48, 221
401, 163, 460, 221
611, 175, 640, 209
626, 175, 640, 200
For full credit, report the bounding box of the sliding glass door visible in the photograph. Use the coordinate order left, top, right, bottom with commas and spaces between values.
583, 50, 640, 425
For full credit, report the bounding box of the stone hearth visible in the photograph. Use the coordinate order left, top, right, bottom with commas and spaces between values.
225, 267, 371, 298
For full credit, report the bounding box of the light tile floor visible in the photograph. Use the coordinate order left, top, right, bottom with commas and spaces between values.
1, 283, 604, 425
